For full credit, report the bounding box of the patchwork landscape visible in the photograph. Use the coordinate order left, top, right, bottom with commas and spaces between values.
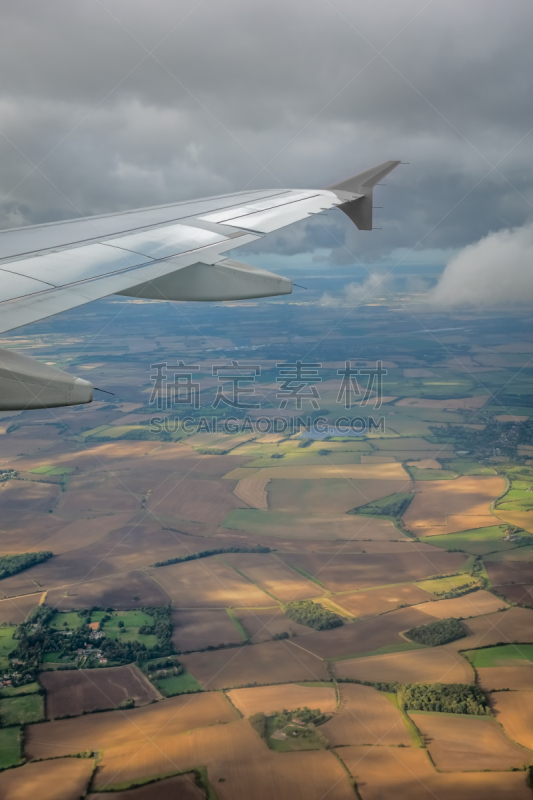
0, 297, 533, 798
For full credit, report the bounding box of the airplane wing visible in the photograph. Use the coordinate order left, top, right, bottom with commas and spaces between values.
0, 160, 400, 410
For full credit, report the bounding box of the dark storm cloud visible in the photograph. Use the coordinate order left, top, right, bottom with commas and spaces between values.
1, 0, 532, 268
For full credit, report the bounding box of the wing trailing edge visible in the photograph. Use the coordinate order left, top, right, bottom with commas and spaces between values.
326, 160, 401, 230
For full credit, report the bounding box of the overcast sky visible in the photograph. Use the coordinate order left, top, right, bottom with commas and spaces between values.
1, 0, 533, 274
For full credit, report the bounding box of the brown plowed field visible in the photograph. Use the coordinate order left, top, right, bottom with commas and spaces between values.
334, 585, 433, 618
446, 607, 533, 651
227, 683, 337, 717
485, 561, 533, 585
321, 684, 410, 746
26, 692, 238, 759
0, 592, 42, 625
225, 463, 409, 481
280, 551, 467, 593
478, 666, 533, 692
233, 475, 270, 509
0, 758, 94, 800
413, 590, 508, 619
36, 512, 135, 554
40, 664, 161, 718
233, 607, 312, 642
411, 712, 531, 771
172, 608, 243, 651
396, 395, 489, 410
333, 646, 474, 685
224, 511, 403, 541
492, 584, 533, 605
295, 607, 433, 660
148, 559, 269, 607
57, 486, 141, 517
181, 640, 328, 689
222, 553, 322, 602
87, 774, 205, 800
490, 691, 533, 750
93, 720, 355, 799
46, 570, 171, 610
337, 744, 531, 800
0, 479, 60, 514
403, 476, 505, 536
268, 478, 413, 514
145, 479, 243, 526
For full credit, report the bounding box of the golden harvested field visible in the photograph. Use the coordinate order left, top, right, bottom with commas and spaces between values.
148, 559, 270, 607
145, 478, 243, 526
0, 758, 95, 800
296, 607, 432, 660
412, 712, 531, 771
337, 745, 531, 800
494, 510, 533, 533
0, 592, 42, 624
403, 476, 506, 535
478, 666, 533, 692
373, 437, 448, 451
334, 585, 433, 618
47, 569, 171, 610
34, 512, 135, 554
233, 607, 312, 642
333, 646, 474, 684
40, 664, 161, 718
233, 475, 270, 509
321, 684, 410, 746
221, 553, 323, 601
224, 463, 409, 481
227, 683, 337, 717
396, 395, 489, 410
181, 639, 328, 688
446, 608, 533, 651
88, 774, 205, 800
280, 551, 467, 593
495, 414, 529, 422
359, 454, 397, 463
490, 691, 533, 750
413, 590, 508, 619
94, 720, 355, 799
172, 608, 243, 651
26, 691, 238, 759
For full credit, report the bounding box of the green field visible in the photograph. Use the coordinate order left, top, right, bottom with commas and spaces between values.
415, 573, 479, 595
154, 671, 202, 696
464, 644, 533, 667
28, 464, 74, 475
0, 627, 16, 669
0, 727, 22, 768
50, 611, 85, 630
407, 467, 458, 480
102, 610, 158, 647
265, 715, 326, 752
418, 525, 522, 555
0, 693, 44, 725
444, 460, 496, 476
0, 681, 40, 697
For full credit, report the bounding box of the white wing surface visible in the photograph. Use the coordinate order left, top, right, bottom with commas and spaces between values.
0, 160, 400, 409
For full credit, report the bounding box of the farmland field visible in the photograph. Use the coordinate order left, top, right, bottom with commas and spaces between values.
478, 666, 533, 691
181, 639, 329, 688
490, 691, 533, 750
320, 684, 411, 746
411, 712, 531, 771
227, 683, 337, 717
40, 664, 161, 718
412, 590, 508, 619
333, 645, 474, 684
338, 744, 531, 800
221, 553, 323, 601
87, 774, 206, 799
0, 758, 95, 800
172, 608, 244, 651
333, 584, 432, 618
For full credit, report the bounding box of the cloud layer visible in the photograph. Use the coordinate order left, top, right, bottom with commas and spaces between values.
431, 223, 533, 306
1, 0, 533, 270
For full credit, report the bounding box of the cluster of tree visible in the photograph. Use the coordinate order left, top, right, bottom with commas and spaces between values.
433, 583, 479, 600
338, 677, 399, 693
284, 600, 343, 631
405, 617, 466, 646
152, 545, 270, 568
0, 551, 52, 580
139, 606, 174, 658
398, 682, 490, 715
352, 492, 413, 519
14, 605, 88, 680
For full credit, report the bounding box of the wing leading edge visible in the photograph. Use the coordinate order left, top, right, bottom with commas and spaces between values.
0, 160, 400, 409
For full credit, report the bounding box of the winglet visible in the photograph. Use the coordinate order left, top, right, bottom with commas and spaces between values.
325, 160, 401, 230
